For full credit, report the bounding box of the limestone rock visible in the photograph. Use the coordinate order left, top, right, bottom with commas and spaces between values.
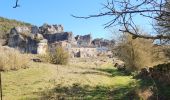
39, 24, 64, 34
75, 34, 92, 47
6, 23, 110, 58
37, 39, 48, 55
92, 38, 115, 47
31, 26, 39, 34
44, 32, 73, 43
0, 39, 7, 46
15, 26, 31, 36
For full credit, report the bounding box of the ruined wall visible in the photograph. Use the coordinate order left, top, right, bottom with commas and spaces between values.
44, 32, 73, 43
49, 41, 71, 53
7, 24, 71, 54
7, 24, 110, 57
75, 34, 92, 47
8, 27, 38, 53
70, 47, 97, 58
92, 38, 115, 48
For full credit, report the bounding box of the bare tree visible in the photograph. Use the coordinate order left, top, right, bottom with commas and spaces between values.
72, 0, 170, 40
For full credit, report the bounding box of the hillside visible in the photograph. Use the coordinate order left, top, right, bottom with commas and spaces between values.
0, 17, 31, 38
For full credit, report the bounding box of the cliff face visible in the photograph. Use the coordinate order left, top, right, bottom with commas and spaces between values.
92, 38, 115, 48
8, 27, 39, 53
0, 17, 32, 46
75, 34, 92, 47
0, 17, 31, 39
6, 22, 114, 57
7, 24, 74, 54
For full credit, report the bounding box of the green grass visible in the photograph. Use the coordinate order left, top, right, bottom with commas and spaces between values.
1, 58, 137, 100
0, 17, 32, 38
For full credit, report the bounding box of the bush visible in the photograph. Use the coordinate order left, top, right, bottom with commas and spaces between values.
0, 46, 30, 71
40, 47, 69, 65
114, 34, 154, 71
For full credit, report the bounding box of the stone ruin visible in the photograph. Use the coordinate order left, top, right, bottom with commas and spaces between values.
75, 34, 92, 47
6, 24, 114, 58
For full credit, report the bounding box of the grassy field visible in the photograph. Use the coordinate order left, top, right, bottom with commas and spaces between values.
2, 57, 137, 100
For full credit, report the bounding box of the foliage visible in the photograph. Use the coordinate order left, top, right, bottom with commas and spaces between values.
41, 47, 69, 65
115, 34, 154, 71
0, 17, 31, 39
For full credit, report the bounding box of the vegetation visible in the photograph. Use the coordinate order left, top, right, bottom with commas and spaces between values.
1, 1, 170, 99
0, 17, 31, 39
2, 58, 137, 100
0, 47, 30, 71
115, 34, 153, 71
73, 0, 170, 40
40, 47, 69, 65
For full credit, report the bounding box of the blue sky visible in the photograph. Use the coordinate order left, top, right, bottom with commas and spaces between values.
0, 0, 153, 39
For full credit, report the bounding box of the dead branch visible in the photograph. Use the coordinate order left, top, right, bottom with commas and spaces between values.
72, 0, 170, 40
13, 0, 20, 8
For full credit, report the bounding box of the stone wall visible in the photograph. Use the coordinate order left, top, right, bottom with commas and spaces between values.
70, 47, 97, 58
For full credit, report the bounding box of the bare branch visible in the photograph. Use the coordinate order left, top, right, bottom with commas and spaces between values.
119, 29, 170, 39
13, 0, 20, 8
72, 0, 170, 40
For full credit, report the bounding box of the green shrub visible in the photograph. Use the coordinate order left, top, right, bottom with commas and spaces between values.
40, 47, 69, 65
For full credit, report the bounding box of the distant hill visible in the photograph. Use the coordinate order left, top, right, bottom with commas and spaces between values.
0, 17, 32, 38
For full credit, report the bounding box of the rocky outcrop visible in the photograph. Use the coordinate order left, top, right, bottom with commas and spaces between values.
138, 63, 170, 86
39, 24, 64, 34
7, 24, 73, 54
8, 27, 38, 53
75, 34, 92, 47
37, 39, 48, 55
70, 47, 97, 58
44, 32, 73, 43
7, 23, 112, 58
0, 39, 7, 46
92, 38, 115, 47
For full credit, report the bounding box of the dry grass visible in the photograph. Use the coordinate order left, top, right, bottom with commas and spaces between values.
0, 46, 30, 71
2, 57, 136, 100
